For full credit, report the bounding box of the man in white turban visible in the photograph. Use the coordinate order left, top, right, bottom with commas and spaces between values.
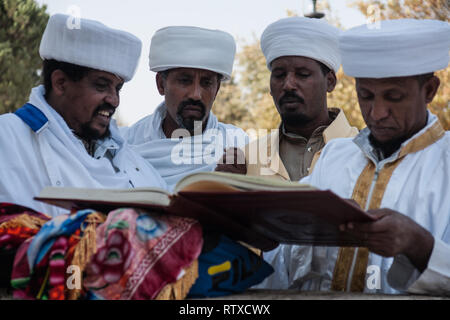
267, 19, 450, 295
216, 17, 358, 181
0, 14, 167, 217
216, 17, 358, 288
121, 26, 248, 191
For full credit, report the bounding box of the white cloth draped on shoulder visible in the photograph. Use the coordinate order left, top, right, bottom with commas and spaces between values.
0, 86, 167, 217
121, 102, 248, 191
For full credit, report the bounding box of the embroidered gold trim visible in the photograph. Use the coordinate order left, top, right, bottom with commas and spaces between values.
331, 120, 444, 293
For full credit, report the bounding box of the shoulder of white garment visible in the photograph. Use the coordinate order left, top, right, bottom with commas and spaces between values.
121, 113, 156, 145
0, 113, 32, 140
306, 137, 359, 181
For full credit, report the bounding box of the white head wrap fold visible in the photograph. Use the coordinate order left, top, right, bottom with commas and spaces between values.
39, 14, 142, 82
149, 26, 236, 81
260, 17, 341, 73
340, 19, 450, 78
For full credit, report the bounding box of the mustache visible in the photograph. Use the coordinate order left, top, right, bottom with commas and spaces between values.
95, 103, 116, 116
279, 92, 305, 106
177, 99, 206, 114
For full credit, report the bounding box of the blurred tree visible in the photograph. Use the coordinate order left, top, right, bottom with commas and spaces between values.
214, 36, 277, 131
215, 0, 449, 131
0, 0, 49, 114
214, 1, 366, 131
351, 0, 450, 129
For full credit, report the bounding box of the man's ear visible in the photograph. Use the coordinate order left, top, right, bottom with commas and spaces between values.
326, 70, 337, 93
156, 72, 166, 95
51, 70, 68, 96
214, 80, 221, 99
424, 76, 440, 104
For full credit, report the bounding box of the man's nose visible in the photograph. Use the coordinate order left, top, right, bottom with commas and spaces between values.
105, 90, 120, 108
282, 72, 297, 91
370, 97, 390, 121
188, 81, 202, 101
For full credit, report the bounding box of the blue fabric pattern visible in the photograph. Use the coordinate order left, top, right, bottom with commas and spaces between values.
188, 235, 273, 297
14, 103, 48, 133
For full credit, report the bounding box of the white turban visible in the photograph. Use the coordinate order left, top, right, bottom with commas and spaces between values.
340, 19, 450, 78
39, 14, 142, 82
260, 17, 341, 73
149, 26, 236, 81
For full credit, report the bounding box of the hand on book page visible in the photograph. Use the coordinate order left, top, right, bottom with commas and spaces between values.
215, 148, 247, 175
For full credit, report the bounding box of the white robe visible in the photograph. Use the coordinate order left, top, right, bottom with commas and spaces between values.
258, 112, 450, 295
0, 86, 167, 217
121, 102, 248, 191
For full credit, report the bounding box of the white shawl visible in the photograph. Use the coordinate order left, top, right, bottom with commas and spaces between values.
121, 102, 248, 191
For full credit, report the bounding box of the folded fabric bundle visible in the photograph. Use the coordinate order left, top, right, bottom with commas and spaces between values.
188, 234, 274, 298
0, 203, 50, 289
83, 208, 203, 300
4, 204, 273, 300
0, 203, 50, 250
11, 209, 105, 300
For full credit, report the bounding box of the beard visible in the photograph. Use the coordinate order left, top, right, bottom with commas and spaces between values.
281, 112, 313, 127
78, 122, 111, 141
278, 92, 313, 126
77, 103, 114, 141
368, 133, 405, 159
176, 99, 207, 132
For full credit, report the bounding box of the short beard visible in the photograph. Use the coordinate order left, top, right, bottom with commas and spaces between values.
281, 113, 313, 127
78, 122, 110, 141
176, 99, 206, 132
369, 134, 405, 159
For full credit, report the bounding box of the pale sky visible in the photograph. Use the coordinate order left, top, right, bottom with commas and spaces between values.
35, 0, 367, 126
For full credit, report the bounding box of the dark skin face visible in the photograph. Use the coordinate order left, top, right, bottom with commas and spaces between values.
216, 56, 338, 175
47, 69, 123, 140
270, 56, 337, 139
156, 68, 221, 137
355, 75, 440, 157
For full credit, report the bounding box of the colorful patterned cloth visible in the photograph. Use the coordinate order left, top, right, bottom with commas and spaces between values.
11, 209, 101, 299
0, 203, 50, 288
4, 204, 272, 300
83, 208, 203, 300
0, 203, 50, 251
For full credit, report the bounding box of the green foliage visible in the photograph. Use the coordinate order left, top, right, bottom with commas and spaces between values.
0, 0, 49, 114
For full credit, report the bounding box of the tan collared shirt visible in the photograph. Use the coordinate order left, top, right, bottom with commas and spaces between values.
245, 108, 358, 181
279, 116, 331, 181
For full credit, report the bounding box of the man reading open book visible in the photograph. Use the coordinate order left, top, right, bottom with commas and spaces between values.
261, 19, 450, 296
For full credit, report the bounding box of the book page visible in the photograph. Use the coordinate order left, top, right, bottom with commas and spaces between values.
36, 186, 172, 208
174, 171, 316, 193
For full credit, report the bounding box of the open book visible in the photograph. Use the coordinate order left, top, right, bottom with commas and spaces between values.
35, 172, 375, 251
